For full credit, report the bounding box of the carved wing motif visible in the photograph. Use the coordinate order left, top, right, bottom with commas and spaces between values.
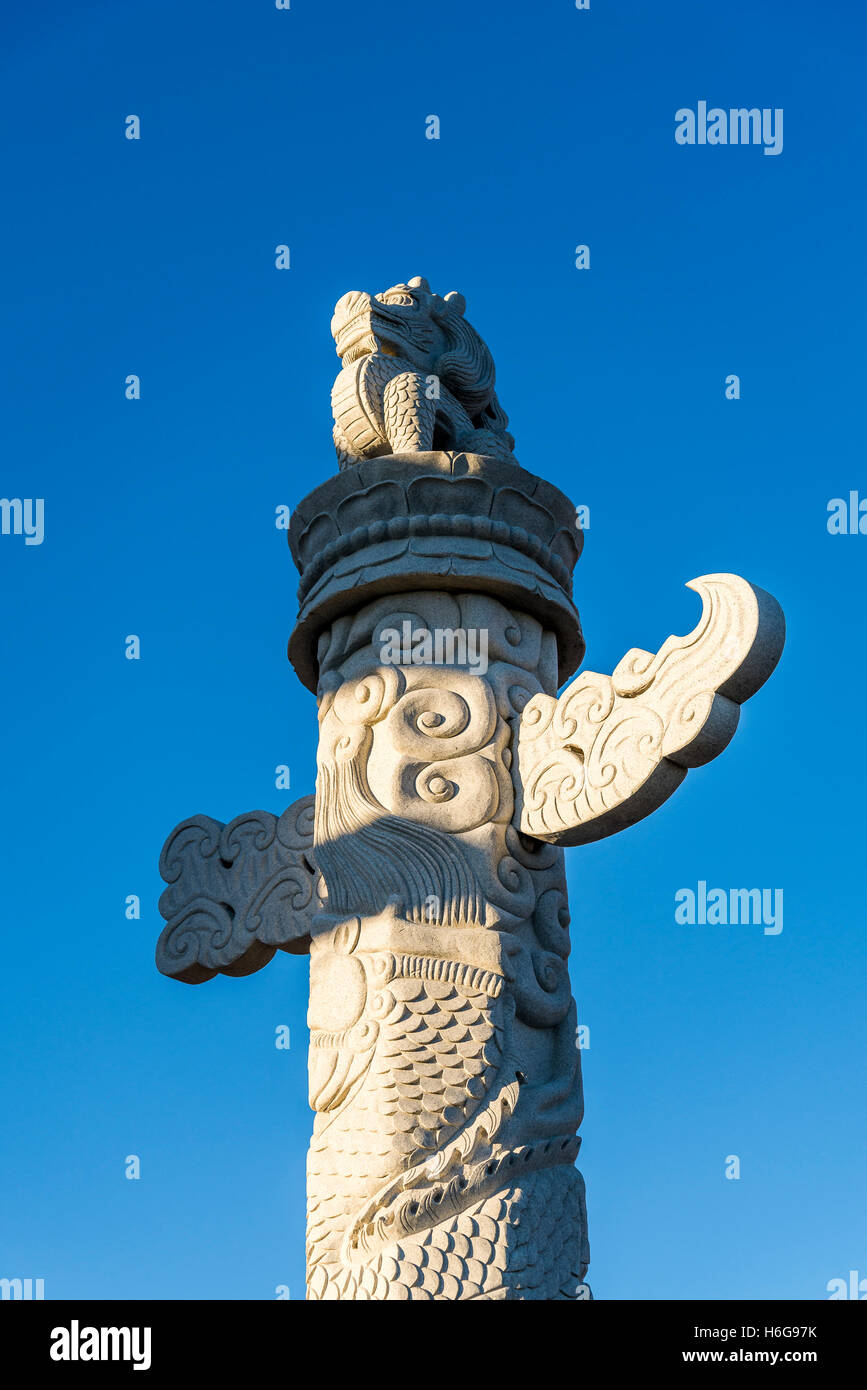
513, 574, 785, 845
156, 794, 320, 983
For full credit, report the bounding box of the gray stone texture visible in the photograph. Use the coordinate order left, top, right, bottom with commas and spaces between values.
157, 277, 785, 1300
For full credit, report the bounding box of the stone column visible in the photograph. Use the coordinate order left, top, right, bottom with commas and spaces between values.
156, 276, 783, 1302
289, 450, 590, 1299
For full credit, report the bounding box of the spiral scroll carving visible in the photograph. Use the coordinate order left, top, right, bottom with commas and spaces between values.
306, 592, 590, 1298
156, 797, 321, 984
514, 574, 786, 846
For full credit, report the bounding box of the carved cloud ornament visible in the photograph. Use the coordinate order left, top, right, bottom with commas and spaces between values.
156, 796, 320, 983
513, 574, 785, 845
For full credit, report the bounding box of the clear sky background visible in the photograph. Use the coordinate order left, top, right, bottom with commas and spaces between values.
2, 0, 864, 1301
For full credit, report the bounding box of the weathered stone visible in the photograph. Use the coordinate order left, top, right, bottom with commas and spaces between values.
514, 574, 785, 845
287, 450, 585, 693
156, 797, 320, 983
330, 277, 514, 467
157, 276, 785, 1300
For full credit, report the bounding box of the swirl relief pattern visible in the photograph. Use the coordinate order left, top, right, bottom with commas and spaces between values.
514, 574, 785, 846
305, 591, 589, 1298
156, 796, 320, 984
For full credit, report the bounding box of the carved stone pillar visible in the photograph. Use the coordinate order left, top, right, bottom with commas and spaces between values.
289, 451, 591, 1299
156, 277, 784, 1301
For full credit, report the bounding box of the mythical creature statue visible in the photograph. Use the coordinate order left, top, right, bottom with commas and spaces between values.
330, 276, 515, 468
157, 274, 785, 1300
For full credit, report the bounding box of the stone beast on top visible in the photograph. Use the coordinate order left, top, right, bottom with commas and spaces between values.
330, 276, 515, 467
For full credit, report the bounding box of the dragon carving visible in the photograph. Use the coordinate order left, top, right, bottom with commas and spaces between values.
306, 593, 590, 1299
157, 273, 785, 1300
330, 276, 515, 468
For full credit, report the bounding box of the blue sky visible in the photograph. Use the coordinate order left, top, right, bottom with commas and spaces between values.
1, 0, 864, 1300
